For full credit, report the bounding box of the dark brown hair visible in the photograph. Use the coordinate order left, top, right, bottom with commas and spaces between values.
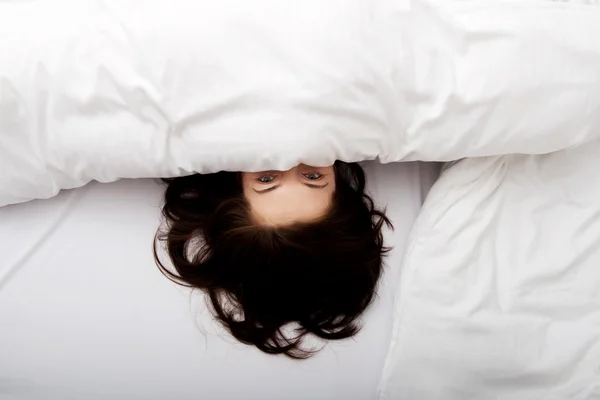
154, 161, 392, 359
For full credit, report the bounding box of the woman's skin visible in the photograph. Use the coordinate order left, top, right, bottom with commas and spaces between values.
241, 164, 336, 226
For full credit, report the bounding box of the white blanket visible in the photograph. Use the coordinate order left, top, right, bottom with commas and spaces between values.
2, 0, 600, 206
379, 140, 600, 399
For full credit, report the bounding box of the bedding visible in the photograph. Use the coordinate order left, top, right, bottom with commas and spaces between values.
2, 0, 600, 206
378, 140, 600, 399
0, 161, 439, 400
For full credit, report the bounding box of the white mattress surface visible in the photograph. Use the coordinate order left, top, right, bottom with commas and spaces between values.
379, 141, 600, 400
0, 162, 438, 400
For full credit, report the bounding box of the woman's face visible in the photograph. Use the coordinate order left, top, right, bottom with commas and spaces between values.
241, 164, 336, 226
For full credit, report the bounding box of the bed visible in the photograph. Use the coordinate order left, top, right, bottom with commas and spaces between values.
378, 140, 600, 399
2, 1, 600, 399
0, 161, 440, 400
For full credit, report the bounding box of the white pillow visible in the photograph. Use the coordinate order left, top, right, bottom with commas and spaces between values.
1, 0, 600, 206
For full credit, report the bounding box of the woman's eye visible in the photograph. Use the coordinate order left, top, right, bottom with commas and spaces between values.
303, 171, 323, 180
257, 175, 277, 184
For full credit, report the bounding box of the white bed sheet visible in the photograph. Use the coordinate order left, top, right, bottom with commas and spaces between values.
0, 161, 439, 400
379, 141, 600, 399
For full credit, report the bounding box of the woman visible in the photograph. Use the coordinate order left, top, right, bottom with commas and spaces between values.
154, 161, 392, 359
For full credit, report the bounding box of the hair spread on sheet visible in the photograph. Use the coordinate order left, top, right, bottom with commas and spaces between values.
154, 161, 391, 359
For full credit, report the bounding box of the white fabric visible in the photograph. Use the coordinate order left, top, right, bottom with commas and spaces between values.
0, 162, 438, 400
378, 141, 600, 400
2, 0, 600, 206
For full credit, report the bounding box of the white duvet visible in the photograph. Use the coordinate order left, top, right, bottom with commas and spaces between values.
379, 140, 600, 399
2, 0, 600, 206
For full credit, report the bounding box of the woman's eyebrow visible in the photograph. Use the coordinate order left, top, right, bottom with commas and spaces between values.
253, 185, 281, 194
303, 182, 329, 189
